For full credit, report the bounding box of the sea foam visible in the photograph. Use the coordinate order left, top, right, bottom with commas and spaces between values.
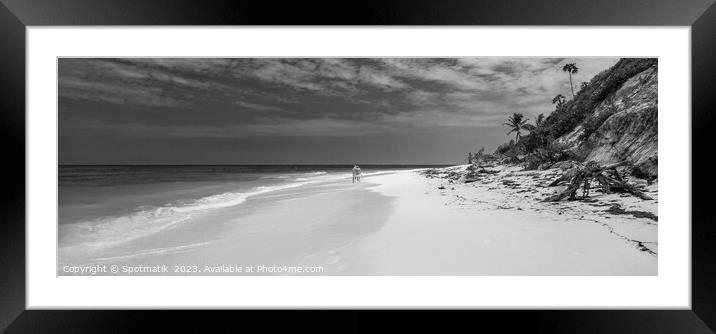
59, 181, 313, 251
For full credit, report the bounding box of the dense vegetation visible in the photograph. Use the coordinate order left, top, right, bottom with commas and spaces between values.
540, 58, 657, 142
466, 58, 657, 169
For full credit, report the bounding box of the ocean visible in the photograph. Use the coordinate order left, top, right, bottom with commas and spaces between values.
58, 165, 443, 273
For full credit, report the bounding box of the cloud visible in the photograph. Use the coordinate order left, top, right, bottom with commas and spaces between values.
379, 58, 491, 91
314, 58, 359, 80
229, 59, 410, 94
59, 76, 182, 108
58, 59, 221, 108
236, 101, 286, 112
248, 60, 325, 91
357, 65, 409, 91
124, 58, 235, 74
405, 90, 441, 106
59, 57, 621, 137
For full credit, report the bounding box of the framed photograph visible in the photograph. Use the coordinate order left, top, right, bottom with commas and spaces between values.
1, 0, 714, 332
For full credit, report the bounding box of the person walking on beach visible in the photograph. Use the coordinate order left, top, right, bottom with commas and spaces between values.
352, 165, 362, 183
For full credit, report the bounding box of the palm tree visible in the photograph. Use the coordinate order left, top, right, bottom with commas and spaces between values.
532, 113, 547, 145
562, 63, 579, 98
503, 113, 531, 143
552, 94, 566, 109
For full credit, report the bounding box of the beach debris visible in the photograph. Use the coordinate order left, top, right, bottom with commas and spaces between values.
423, 165, 500, 184
477, 168, 499, 174
606, 204, 658, 221
463, 166, 501, 183
543, 161, 653, 202
501, 180, 519, 188
467, 163, 497, 170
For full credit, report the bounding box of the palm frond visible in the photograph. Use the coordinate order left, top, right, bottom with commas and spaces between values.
522, 124, 536, 131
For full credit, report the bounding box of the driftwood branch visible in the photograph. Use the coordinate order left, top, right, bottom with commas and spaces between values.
543, 161, 652, 202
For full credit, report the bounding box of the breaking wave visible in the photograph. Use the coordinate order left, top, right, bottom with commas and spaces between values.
59, 181, 312, 250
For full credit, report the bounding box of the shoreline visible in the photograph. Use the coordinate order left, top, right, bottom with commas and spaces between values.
58, 165, 657, 276
58, 173, 397, 275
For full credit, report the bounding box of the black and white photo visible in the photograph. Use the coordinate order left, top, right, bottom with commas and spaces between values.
58, 57, 658, 276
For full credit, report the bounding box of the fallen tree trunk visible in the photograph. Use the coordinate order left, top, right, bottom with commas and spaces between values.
543, 173, 587, 202
603, 175, 653, 200
548, 168, 580, 187
543, 161, 652, 202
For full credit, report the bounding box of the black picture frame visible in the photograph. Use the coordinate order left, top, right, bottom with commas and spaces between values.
1, 0, 714, 332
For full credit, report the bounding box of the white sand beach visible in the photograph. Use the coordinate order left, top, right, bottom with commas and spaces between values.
328, 167, 657, 275
60, 166, 657, 276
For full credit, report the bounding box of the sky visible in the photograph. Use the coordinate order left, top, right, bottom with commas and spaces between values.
58, 57, 619, 165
